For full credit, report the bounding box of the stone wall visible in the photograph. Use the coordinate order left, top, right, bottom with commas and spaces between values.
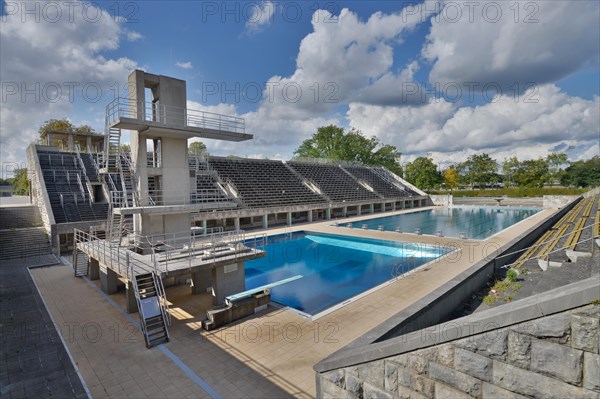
318, 304, 600, 399
543, 195, 581, 209
429, 195, 452, 207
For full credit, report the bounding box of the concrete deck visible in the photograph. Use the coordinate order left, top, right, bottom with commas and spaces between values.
29, 206, 557, 398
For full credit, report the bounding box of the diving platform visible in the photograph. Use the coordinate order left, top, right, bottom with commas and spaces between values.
106, 97, 252, 142
74, 229, 266, 306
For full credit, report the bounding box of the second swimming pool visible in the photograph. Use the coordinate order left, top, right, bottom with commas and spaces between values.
349, 206, 540, 239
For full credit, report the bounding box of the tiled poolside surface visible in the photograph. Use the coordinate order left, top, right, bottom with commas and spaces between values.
29, 206, 557, 398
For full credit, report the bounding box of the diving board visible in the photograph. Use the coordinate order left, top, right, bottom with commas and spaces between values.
225, 275, 303, 305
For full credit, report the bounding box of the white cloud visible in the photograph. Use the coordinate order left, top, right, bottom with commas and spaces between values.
245, 1, 276, 33
348, 85, 600, 162
126, 30, 143, 41
176, 61, 193, 69
423, 0, 600, 90
0, 1, 137, 168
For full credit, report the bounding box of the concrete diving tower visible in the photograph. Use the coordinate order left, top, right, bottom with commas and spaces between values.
107, 70, 252, 142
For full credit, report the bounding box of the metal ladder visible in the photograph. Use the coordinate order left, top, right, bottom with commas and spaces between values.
130, 270, 171, 348
73, 249, 89, 277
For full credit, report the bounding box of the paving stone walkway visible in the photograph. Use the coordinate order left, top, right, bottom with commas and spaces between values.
0, 256, 88, 399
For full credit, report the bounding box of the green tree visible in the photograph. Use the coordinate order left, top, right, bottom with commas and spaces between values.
188, 140, 207, 155
561, 156, 600, 188
461, 153, 499, 188
404, 157, 441, 190
12, 168, 29, 195
293, 125, 403, 175
513, 158, 549, 187
443, 167, 459, 191
120, 144, 131, 152
546, 152, 568, 186
502, 157, 520, 188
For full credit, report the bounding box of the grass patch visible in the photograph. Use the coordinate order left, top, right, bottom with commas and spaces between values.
592, 299, 600, 306
429, 187, 587, 197
483, 295, 497, 305
504, 295, 515, 302
512, 283, 523, 291
491, 280, 512, 294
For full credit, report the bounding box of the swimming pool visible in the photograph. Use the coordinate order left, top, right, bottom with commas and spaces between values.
349, 206, 540, 239
244, 232, 448, 316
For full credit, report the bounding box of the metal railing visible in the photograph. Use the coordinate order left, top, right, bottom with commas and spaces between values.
110, 189, 234, 208
106, 97, 245, 134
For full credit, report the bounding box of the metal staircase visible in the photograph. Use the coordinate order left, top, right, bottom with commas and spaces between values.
102, 127, 121, 172
118, 153, 136, 207
131, 272, 170, 348
73, 249, 89, 277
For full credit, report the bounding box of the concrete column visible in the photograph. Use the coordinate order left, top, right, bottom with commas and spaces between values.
381, 202, 386, 212
234, 217, 240, 231
357, 206, 362, 216
191, 268, 212, 295
86, 136, 92, 151
126, 281, 138, 313
325, 208, 331, 220
392, 202, 396, 211
307, 211, 313, 223
342, 206, 347, 217
67, 134, 73, 151
370, 204, 375, 214
411, 199, 415, 208
211, 262, 245, 305
202, 220, 207, 235
262, 214, 268, 229
287, 212, 292, 226
89, 258, 100, 280
100, 267, 118, 295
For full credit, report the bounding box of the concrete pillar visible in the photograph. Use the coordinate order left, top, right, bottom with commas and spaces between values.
411, 199, 415, 208
126, 281, 138, 313
342, 206, 347, 217
100, 267, 118, 295
370, 204, 375, 214
67, 134, 73, 151
357, 206, 362, 216
381, 202, 386, 212
89, 258, 100, 280
307, 211, 313, 223
262, 214, 268, 229
287, 212, 292, 226
234, 217, 240, 231
392, 202, 396, 211
191, 268, 212, 294
202, 220, 207, 235
86, 136, 92, 151
325, 208, 331, 220
211, 262, 245, 305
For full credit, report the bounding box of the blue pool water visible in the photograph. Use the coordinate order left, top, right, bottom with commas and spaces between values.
244, 232, 448, 315
353, 206, 540, 239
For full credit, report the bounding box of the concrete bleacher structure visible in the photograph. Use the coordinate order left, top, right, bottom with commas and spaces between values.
29, 143, 428, 254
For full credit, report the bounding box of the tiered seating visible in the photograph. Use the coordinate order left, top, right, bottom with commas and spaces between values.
343, 165, 414, 198
513, 195, 599, 269
372, 167, 420, 196
287, 162, 379, 203
196, 174, 229, 201
37, 150, 108, 223
208, 157, 326, 208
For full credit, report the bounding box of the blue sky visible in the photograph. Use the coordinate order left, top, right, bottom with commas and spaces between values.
1, 0, 599, 174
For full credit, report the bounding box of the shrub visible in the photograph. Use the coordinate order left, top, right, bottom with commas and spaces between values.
506, 269, 518, 283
